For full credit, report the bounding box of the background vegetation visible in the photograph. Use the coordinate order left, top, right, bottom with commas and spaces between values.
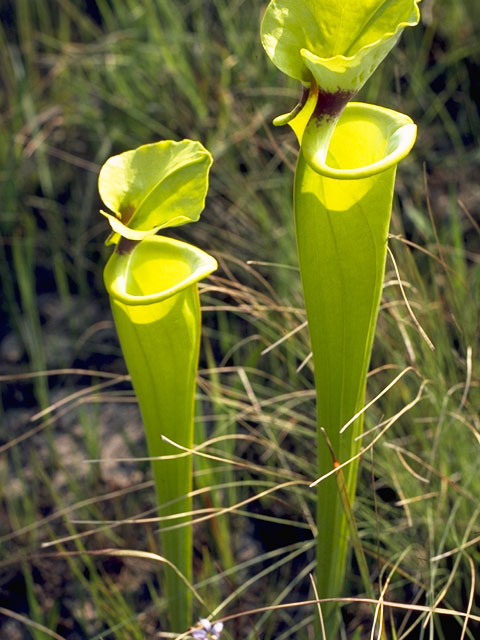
0, 0, 479, 638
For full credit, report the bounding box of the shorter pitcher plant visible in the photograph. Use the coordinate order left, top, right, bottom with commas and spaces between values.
99, 140, 217, 632
262, 0, 420, 633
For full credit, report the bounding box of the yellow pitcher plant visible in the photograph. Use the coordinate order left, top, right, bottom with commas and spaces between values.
99, 140, 217, 632
261, 0, 421, 633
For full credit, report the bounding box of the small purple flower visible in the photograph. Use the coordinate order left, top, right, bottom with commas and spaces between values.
191, 618, 224, 640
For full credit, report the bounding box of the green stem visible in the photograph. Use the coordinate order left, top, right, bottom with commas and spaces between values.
104, 235, 216, 632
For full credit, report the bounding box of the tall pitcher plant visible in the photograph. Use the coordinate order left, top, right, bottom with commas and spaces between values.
261, 0, 420, 632
99, 140, 217, 632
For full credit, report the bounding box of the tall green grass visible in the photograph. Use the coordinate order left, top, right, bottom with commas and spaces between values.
0, 0, 479, 638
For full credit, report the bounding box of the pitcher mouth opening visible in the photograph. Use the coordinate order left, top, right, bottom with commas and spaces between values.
304, 102, 417, 180
104, 235, 217, 306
